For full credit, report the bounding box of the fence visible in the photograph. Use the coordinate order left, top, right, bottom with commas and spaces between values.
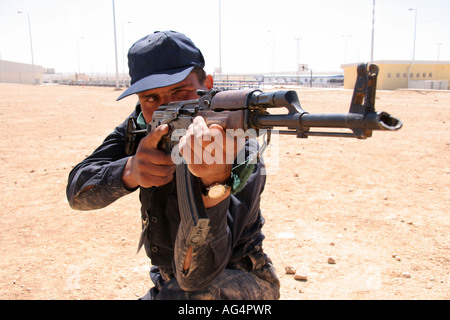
42, 73, 344, 90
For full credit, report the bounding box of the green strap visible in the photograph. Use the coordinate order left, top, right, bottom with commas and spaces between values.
231, 152, 257, 195
137, 112, 147, 129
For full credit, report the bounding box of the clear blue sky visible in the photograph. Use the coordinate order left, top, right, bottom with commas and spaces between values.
0, 0, 449, 75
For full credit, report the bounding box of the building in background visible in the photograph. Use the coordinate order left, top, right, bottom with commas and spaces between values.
0, 59, 43, 85
342, 61, 450, 90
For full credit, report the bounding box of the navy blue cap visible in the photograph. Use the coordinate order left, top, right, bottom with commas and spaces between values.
117, 31, 205, 101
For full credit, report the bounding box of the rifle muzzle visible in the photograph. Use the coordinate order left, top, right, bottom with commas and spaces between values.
365, 111, 403, 131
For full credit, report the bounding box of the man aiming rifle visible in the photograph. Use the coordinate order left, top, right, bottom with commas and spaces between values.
66, 31, 401, 300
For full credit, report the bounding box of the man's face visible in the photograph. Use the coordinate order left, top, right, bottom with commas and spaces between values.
137, 72, 209, 123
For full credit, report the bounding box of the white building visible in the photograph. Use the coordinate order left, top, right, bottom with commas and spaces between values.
0, 59, 43, 85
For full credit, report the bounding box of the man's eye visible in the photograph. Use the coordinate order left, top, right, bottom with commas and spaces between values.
147, 96, 159, 102
173, 90, 192, 99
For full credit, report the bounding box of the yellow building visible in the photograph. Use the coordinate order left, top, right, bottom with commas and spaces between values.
342, 60, 450, 90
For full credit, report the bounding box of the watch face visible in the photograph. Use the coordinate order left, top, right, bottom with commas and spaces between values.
208, 184, 226, 199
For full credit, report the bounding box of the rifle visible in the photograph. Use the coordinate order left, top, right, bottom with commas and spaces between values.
125, 63, 402, 246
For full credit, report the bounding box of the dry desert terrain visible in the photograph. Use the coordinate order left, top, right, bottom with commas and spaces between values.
0, 83, 448, 300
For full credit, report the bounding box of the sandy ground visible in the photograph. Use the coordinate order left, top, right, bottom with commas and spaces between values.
0, 83, 448, 300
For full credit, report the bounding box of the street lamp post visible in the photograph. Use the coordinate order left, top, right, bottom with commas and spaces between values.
0, 50, 4, 83
295, 37, 301, 85
407, 8, 417, 89
112, 0, 120, 89
77, 36, 85, 75
370, 0, 376, 63
409, 8, 417, 66
17, 11, 36, 84
437, 43, 443, 61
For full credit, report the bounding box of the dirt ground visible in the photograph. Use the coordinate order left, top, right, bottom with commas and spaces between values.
0, 83, 448, 300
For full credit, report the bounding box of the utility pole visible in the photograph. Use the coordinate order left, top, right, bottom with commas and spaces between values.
370, 0, 376, 63
407, 8, 417, 89
112, 0, 120, 89
17, 11, 36, 84
409, 8, 418, 66
437, 43, 443, 61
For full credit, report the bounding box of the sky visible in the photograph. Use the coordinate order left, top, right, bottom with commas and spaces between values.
0, 0, 449, 75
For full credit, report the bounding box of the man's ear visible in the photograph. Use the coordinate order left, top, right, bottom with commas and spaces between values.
205, 75, 214, 90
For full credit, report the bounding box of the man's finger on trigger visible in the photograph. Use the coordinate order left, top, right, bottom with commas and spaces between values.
147, 124, 169, 148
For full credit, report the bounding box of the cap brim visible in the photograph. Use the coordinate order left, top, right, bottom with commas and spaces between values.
116, 66, 195, 101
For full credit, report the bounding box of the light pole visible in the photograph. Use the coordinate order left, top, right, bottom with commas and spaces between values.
295, 37, 301, 85
407, 8, 417, 88
370, 0, 376, 63
409, 8, 417, 66
437, 43, 443, 61
112, 0, 120, 89
77, 36, 85, 75
17, 11, 36, 84
0, 50, 4, 83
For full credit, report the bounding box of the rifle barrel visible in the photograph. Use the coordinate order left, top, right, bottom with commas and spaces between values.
254, 111, 402, 132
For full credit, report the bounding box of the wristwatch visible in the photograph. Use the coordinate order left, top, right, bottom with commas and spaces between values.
201, 176, 233, 199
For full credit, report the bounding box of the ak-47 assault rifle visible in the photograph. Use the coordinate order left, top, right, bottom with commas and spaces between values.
125, 63, 402, 246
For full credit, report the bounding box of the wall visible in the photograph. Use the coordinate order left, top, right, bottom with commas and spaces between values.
0, 59, 43, 85
342, 61, 450, 90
